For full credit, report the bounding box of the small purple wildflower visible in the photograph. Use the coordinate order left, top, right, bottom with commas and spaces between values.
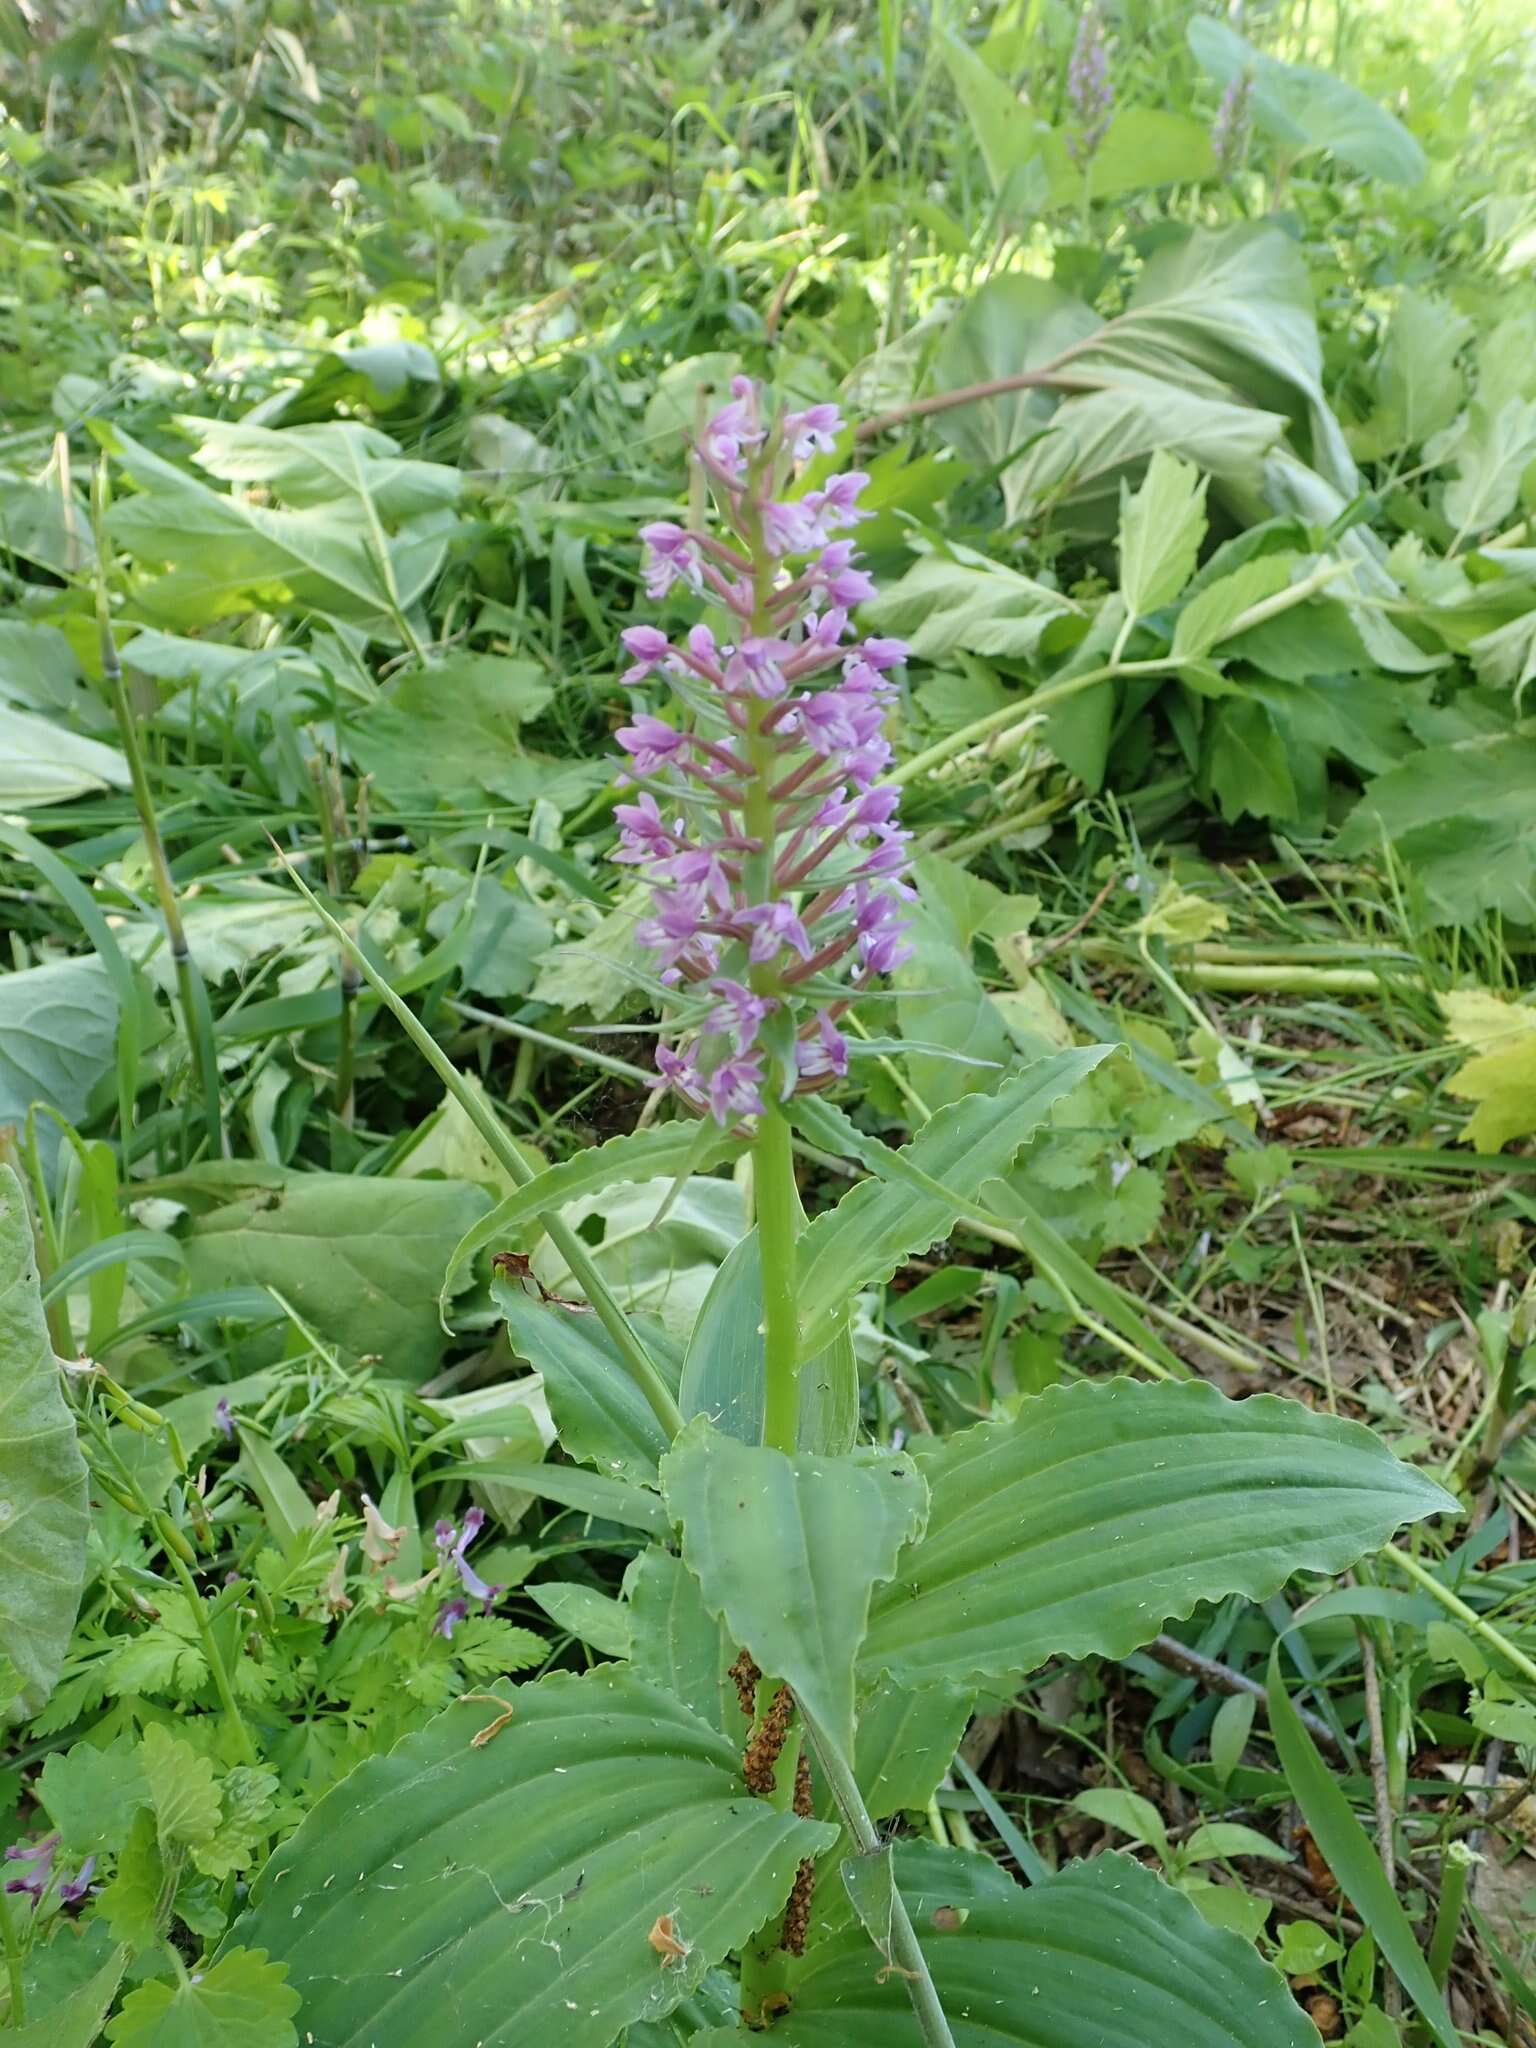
435, 1506, 502, 1612
616, 382, 914, 1126
434, 1598, 470, 1639
213, 1395, 235, 1441
1066, 4, 1114, 167
5, 1833, 92, 1907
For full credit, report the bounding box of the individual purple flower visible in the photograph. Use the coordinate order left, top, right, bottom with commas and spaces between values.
615, 713, 688, 775
434, 1598, 470, 1639
611, 381, 914, 1128
621, 625, 674, 682
58, 1856, 96, 1905
1066, 4, 1114, 167
435, 1506, 501, 1611
783, 403, 844, 460
707, 1053, 768, 1123
5, 1834, 59, 1899
639, 521, 703, 599
213, 1396, 236, 1441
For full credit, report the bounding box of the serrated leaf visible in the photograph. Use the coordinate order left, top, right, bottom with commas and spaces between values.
37, 1739, 150, 1856
662, 1421, 926, 1760
860, 1378, 1457, 1693
1172, 556, 1295, 661
1438, 990, 1536, 1150
1440, 397, 1536, 539
106, 1947, 299, 2048
854, 1676, 974, 1824
228, 1670, 835, 2048
141, 1722, 222, 1848
1118, 449, 1207, 619
792, 1049, 1113, 1355
0, 1163, 89, 1723
98, 1808, 165, 1950
779, 1841, 1318, 2045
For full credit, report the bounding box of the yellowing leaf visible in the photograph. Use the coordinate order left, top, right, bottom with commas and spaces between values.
1134, 878, 1230, 947
1439, 991, 1536, 1150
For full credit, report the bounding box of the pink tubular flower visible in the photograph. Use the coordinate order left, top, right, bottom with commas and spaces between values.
612, 382, 913, 1127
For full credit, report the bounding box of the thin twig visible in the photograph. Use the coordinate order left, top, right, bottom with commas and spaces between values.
1143, 1635, 1345, 1755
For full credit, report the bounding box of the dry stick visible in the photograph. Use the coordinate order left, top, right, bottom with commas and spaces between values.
1355, 1609, 1403, 2020
1143, 1636, 1345, 1756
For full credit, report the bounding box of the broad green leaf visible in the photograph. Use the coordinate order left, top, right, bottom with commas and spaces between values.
1188, 16, 1426, 185
496, 1280, 678, 1481
525, 1579, 633, 1658
447, 1123, 742, 1304
0, 957, 119, 1178
935, 27, 1046, 196
860, 1377, 1457, 1693
1077, 108, 1217, 203
347, 653, 604, 810
1173, 556, 1295, 661
1267, 1653, 1457, 2048
793, 1048, 1113, 1355
1357, 291, 1469, 456
1205, 698, 1298, 824
441, 1458, 668, 1534
779, 1841, 1318, 2046
0, 704, 130, 808
530, 1175, 747, 1347
0, 1164, 88, 1723
1336, 733, 1536, 926
1437, 397, 1536, 539
624, 1546, 739, 1739
38, 1740, 150, 1856
661, 1420, 926, 1759
678, 1224, 859, 1456
862, 551, 1077, 662
11, 1946, 129, 2048
99, 423, 459, 642
141, 1721, 222, 1848
174, 1164, 491, 1380
1118, 449, 1207, 619
105, 1947, 299, 2048
229, 1670, 834, 2047
187, 416, 456, 521
1073, 1788, 1172, 1862
854, 1676, 975, 1824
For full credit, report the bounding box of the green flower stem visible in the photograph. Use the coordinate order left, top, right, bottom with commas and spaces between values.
92, 461, 224, 1162
275, 854, 684, 1439
756, 1106, 803, 1454
0, 1878, 26, 2027
1387, 1546, 1536, 1686
800, 1703, 958, 2048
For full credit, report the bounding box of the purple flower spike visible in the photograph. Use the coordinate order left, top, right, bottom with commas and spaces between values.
1066, 4, 1114, 167
610, 382, 914, 1127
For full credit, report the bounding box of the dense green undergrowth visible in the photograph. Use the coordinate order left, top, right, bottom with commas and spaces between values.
3, 2, 1536, 2044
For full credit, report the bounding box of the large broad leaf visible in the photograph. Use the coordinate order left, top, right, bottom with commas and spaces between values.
861, 549, 1079, 661
1335, 732, 1536, 927
13, 1946, 129, 2048
679, 1224, 859, 1456
793, 1047, 1112, 1355
860, 1377, 1458, 1692
228, 1670, 834, 2048
496, 1280, 679, 1481
853, 1677, 974, 1825
1188, 17, 1426, 186
0, 957, 119, 1175
938, 224, 1355, 526
779, 1841, 1319, 2046
0, 705, 130, 808
346, 653, 605, 810
99, 422, 459, 642
1, 1164, 89, 1722
531, 1175, 747, 1347
174, 1164, 491, 1380
625, 1546, 740, 1739
446, 1123, 743, 1304
662, 1421, 927, 1759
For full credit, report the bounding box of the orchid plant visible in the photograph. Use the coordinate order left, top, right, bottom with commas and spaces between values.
217, 388, 1458, 2048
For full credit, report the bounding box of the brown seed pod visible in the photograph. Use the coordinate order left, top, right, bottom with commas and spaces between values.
729, 1647, 763, 1721
743, 1682, 794, 1796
